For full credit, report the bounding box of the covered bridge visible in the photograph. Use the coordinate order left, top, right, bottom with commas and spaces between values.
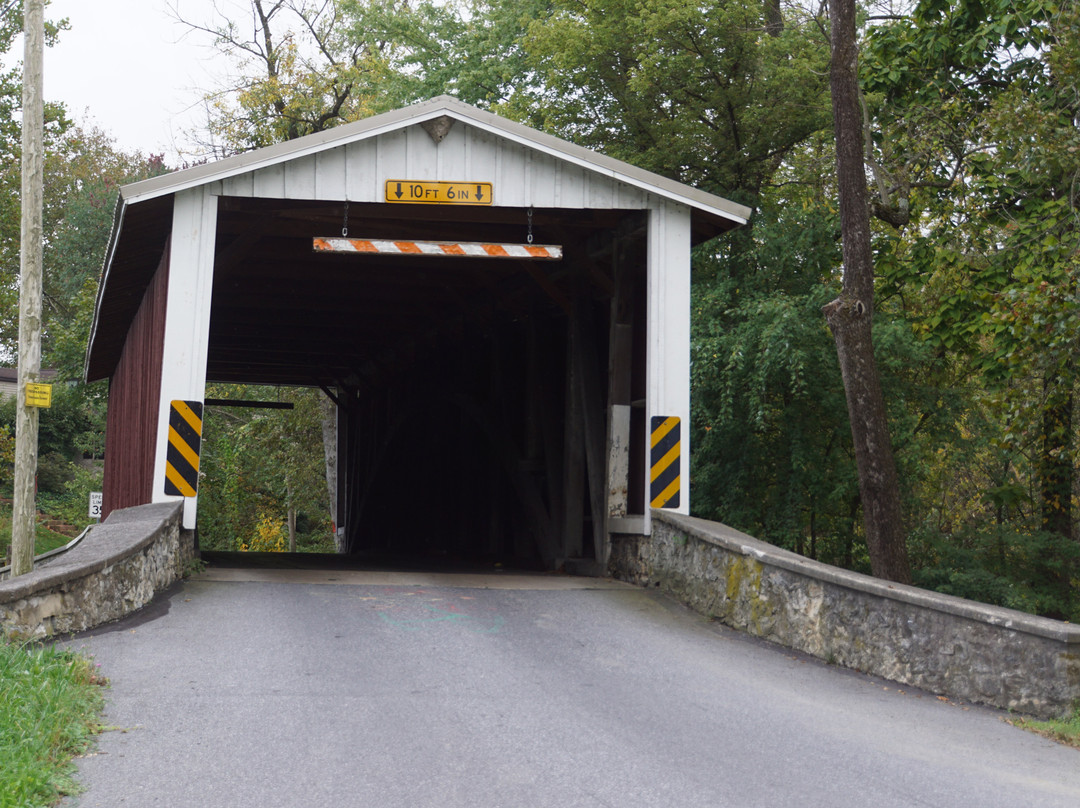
85, 96, 749, 569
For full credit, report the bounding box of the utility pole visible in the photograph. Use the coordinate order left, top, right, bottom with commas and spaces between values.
11, 0, 44, 577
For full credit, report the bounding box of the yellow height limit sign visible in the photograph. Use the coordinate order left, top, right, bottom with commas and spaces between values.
385, 180, 493, 205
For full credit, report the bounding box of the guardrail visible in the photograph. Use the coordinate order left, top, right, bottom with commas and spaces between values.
0, 525, 92, 580
0, 502, 193, 639
610, 510, 1080, 719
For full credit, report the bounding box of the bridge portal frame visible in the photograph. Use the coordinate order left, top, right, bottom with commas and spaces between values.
87, 96, 748, 566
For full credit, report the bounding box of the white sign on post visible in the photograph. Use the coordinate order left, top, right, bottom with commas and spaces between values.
89, 491, 103, 520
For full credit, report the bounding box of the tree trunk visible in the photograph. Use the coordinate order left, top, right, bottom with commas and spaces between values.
764, 0, 784, 37
1039, 383, 1073, 540
1038, 376, 1073, 618
825, 0, 911, 584
286, 477, 297, 553
319, 392, 342, 552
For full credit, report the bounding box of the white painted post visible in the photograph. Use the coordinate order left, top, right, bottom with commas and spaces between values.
151, 188, 218, 529
607, 404, 631, 518
645, 200, 693, 531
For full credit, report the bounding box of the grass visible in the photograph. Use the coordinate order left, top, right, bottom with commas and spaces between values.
1011, 706, 1080, 749
0, 640, 106, 807
0, 501, 80, 566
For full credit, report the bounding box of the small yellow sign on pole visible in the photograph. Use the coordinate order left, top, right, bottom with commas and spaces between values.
25, 382, 52, 408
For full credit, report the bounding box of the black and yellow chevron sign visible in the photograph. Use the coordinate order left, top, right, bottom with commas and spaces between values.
164, 400, 203, 497
650, 415, 681, 509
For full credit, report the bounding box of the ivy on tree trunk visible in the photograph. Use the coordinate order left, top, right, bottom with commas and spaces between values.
824, 0, 911, 584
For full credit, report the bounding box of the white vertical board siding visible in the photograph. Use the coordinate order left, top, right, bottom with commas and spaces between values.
646, 199, 692, 521
374, 129, 408, 199
437, 123, 468, 179
252, 161, 286, 199
558, 163, 586, 209
530, 152, 558, 208
152, 188, 218, 528
406, 124, 439, 177
345, 139, 379, 202
284, 153, 318, 199
202, 124, 653, 210
464, 125, 499, 189
587, 174, 615, 209
616, 182, 646, 210
315, 146, 347, 200
220, 172, 254, 198
496, 139, 527, 207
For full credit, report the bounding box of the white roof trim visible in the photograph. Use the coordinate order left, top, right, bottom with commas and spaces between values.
119, 96, 751, 225
83, 195, 127, 381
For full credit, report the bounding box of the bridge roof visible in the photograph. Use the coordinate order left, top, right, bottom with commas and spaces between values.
86, 96, 750, 383
118, 95, 750, 223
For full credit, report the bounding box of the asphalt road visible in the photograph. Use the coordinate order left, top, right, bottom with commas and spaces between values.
61, 566, 1080, 807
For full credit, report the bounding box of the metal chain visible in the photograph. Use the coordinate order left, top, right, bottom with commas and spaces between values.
342, 200, 349, 238
527, 207, 534, 244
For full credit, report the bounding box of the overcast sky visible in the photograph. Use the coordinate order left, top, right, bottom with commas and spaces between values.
27, 0, 240, 162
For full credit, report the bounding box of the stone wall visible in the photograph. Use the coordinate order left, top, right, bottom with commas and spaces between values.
0, 502, 193, 639
610, 511, 1080, 719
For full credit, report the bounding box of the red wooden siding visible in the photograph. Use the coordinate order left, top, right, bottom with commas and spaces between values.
102, 239, 170, 519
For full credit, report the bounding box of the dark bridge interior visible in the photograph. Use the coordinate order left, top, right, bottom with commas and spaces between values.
205, 197, 651, 567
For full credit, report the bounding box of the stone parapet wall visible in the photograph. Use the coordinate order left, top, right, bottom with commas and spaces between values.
0, 502, 193, 638
610, 511, 1080, 719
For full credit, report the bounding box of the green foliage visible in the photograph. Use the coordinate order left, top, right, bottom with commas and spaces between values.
690, 198, 867, 565
0, 425, 13, 488
1012, 704, 1080, 748
338, 0, 544, 107
512, 0, 830, 201
857, 0, 1080, 615
242, 512, 288, 552
35, 463, 102, 532
0, 383, 102, 472
0, 501, 74, 563
198, 385, 332, 553
0, 8, 72, 362
0, 640, 104, 807
180, 0, 400, 155
912, 525, 1080, 619
0, 118, 166, 366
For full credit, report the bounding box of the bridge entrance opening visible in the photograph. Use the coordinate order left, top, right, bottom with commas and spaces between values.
205, 198, 648, 569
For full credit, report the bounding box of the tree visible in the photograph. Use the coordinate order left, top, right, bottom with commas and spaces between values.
337, 0, 552, 107
860, 0, 1080, 603
823, 0, 911, 583
690, 193, 864, 566
508, 0, 831, 204
171, 0, 397, 155
197, 386, 331, 553
40, 127, 166, 375
0, 0, 69, 359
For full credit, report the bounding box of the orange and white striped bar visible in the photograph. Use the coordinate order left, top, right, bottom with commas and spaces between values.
313, 237, 562, 260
